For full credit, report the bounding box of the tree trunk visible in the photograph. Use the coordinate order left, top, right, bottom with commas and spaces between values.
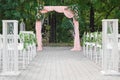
49, 13, 56, 43
61, 0, 64, 3
90, 5, 94, 32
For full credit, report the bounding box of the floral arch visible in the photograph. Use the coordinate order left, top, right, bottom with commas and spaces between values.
35, 6, 81, 51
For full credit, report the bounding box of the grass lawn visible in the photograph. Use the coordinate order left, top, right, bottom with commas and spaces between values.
43, 42, 73, 47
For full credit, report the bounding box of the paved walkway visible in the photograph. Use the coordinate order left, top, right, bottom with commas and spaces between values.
16, 47, 120, 80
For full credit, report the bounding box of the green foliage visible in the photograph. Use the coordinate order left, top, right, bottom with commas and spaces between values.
61, 17, 73, 29
37, 4, 44, 10
82, 31, 102, 46
35, 13, 44, 21
42, 25, 50, 43
1, 0, 120, 43
68, 4, 80, 21
56, 17, 74, 43
19, 32, 36, 49
0, 0, 38, 32
43, 0, 63, 5
35, 4, 45, 21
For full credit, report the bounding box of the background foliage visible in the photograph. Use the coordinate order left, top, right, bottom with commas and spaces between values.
0, 0, 120, 44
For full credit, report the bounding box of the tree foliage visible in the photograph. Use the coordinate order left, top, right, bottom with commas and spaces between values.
1, 0, 120, 42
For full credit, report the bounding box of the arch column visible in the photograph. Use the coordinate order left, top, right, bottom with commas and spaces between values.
36, 21, 42, 51
71, 18, 81, 51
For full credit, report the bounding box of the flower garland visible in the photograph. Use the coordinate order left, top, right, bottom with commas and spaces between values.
35, 12, 44, 21
67, 4, 80, 21
37, 4, 44, 10
35, 4, 80, 21
36, 4, 44, 21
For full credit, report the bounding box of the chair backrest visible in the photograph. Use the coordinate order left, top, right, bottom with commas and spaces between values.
19, 31, 36, 49
0, 34, 3, 49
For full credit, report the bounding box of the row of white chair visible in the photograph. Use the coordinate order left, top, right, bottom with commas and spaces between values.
83, 32, 120, 71
0, 32, 37, 74
82, 32, 102, 66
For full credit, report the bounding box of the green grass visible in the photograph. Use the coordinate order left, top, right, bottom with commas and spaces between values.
43, 43, 73, 47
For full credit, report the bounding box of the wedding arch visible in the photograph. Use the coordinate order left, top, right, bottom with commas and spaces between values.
35, 6, 81, 51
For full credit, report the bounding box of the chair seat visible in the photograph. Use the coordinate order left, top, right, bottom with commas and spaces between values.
0, 43, 23, 50
85, 42, 96, 46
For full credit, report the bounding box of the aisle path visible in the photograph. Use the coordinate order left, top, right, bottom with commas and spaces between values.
16, 47, 120, 80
